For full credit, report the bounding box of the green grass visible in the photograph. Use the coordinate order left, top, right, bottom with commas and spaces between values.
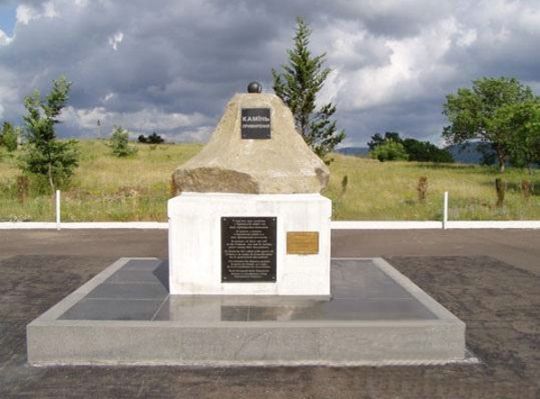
0, 140, 538, 221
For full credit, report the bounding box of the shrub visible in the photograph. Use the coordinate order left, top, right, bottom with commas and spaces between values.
137, 134, 147, 143
1, 122, 19, 152
138, 132, 164, 144
109, 127, 137, 157
368, 132, 453, 163
369, 140, 409, 162
417, 176, 428, 202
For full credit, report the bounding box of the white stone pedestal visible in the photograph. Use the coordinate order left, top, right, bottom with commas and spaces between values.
168, 192, 331, 296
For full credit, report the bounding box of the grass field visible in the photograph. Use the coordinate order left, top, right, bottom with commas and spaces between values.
0, 139, 538, 221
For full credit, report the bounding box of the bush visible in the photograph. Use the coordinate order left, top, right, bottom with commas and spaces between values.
368, 132, 453, 163
1, 122, 19, 152
369, 140, 409, 162
138, 132, 164, 144
109, 127, 137, 157
402, 139, 454, 163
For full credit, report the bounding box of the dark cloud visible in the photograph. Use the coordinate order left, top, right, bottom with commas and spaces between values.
0, 0, 539, 145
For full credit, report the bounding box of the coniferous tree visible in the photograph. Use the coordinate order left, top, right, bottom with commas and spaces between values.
272, 17, 345, 161
109, 126, 137, 157
19, 76, 79, 191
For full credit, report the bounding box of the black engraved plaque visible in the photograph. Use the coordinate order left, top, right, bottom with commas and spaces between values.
221, 217, 277, 282
241, 108, 271, 139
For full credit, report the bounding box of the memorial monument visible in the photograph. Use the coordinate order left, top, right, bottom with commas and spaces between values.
26, 83, 467, 366
168, 82, 331, 296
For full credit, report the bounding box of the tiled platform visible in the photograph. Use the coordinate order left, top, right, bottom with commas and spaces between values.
27, 258, 466, 366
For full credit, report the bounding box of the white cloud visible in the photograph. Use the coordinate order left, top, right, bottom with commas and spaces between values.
0, 29, 12, 46
15, 5, 37, 25
43, 1, 59, 19
456, 28, 477, 47
60, 106, 212, 140
108, 32, 124, 51
327, 17, 460, 112
178, 126, 214, 142
16, 2, 59, 25
0, 67, 19, 121
74, 0, 89, 8
101, 92, 115, 103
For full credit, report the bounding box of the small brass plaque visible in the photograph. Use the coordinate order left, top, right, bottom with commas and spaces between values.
286, 231, 319, 255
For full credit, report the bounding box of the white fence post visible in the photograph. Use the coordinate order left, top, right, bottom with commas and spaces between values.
56, 190, 61, 230
443, 191, 448, 230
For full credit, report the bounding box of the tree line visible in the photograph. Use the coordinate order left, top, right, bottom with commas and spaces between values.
368, 132, 454, 163
367, 77, 540, 171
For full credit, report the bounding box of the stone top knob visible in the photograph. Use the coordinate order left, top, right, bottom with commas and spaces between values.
247, 81, 262, 93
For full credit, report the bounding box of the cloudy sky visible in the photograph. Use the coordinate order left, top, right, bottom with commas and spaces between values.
1, 0, 540, 147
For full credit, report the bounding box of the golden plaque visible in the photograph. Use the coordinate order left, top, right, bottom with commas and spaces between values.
286, 231, 319, 255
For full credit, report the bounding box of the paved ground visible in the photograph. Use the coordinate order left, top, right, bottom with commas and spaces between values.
0, 229, 539, 398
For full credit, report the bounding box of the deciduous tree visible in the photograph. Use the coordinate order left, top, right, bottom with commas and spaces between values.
369, 139, 408, 162
443, 77, 535, 172
495, 101, 540, 174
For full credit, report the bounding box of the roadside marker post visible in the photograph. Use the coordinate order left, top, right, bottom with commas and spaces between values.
56, 190, 61, 231
443, 191, 448, 230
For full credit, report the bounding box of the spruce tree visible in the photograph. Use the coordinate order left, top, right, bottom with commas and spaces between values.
272, 17, 345, 161
109, 126, 137, 157
19, 76, 79, 191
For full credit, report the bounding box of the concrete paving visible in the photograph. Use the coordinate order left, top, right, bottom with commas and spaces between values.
332, 229, 540, 275
1, 229, 539, 398
1, 228, 539, 274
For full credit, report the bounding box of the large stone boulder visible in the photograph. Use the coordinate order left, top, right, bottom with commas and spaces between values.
172, 92, 330, 194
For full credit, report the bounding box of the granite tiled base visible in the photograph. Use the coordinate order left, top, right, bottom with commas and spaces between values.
27, 258, 466, 366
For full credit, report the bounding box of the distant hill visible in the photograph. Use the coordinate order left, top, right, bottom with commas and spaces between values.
336, 147, 369, 157
446, 142, 495, 164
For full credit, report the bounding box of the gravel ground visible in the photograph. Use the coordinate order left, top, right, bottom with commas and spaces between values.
0, 230, 538, 398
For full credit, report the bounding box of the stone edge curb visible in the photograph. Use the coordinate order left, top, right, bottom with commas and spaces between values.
27, 257, 466, 366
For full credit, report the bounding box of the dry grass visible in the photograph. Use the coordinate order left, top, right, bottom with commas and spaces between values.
0, 140, 201, 221
0, 140, 538, 221
324, 154, 539, 220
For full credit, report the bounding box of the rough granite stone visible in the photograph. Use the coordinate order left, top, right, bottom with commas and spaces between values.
172, 93, 330, 194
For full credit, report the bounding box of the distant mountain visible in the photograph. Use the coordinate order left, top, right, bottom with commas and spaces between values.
336, 147, 370, 157
446, 142, 495, 164
337, 143, 497, 165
